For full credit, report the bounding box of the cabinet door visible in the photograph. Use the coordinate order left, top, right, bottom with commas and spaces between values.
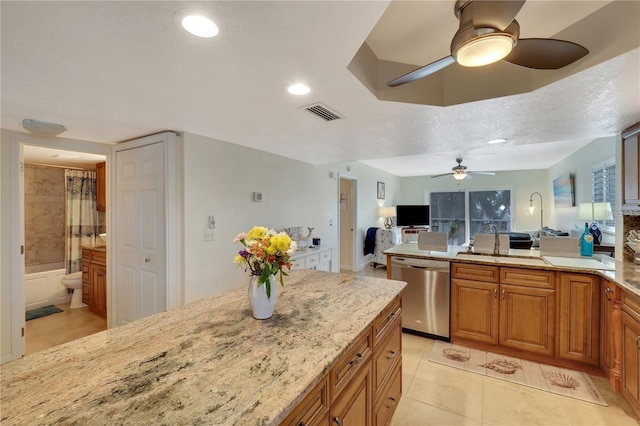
622, 312, 640, 410
331, 361, 372, 426
623, 132, 639, 205
96, 161, 106, 211
601, 281, 615, 373
90, 263, 107, 318
499, 284, 555, 355
558, 273, 600, 365
451, 278, 499, 344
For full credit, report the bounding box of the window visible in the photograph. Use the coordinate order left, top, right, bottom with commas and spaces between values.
592, 160, 615, 227
430, 189, 511, 244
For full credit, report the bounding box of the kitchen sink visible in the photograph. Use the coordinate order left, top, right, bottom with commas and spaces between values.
455, 253, 548, 266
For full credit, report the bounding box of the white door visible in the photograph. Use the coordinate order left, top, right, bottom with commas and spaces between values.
115, 142, 165, 325
339, 177, 357, 271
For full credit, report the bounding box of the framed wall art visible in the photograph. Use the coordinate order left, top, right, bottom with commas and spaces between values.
377, 181, 385, 200
553, 173, 575, 207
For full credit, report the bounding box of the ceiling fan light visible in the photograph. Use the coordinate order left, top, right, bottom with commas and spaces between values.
455, 34, 514, 67
453, 172, 467, 181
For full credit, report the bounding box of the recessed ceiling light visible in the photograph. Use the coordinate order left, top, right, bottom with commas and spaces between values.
180, 13, 219, 38
287, 84, 311, 95
486, 138, 507, 145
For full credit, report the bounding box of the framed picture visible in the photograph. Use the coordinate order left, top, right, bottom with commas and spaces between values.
553, 173, 575, 207
377, 181, 385, 199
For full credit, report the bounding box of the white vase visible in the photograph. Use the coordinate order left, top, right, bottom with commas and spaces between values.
248, 275, 278, 319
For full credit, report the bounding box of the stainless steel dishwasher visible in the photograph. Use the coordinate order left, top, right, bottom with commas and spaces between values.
390, 256, 450, 340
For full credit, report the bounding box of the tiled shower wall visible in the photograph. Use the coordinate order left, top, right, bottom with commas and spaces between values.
24, 164, 65, 268
623, 214, 640, 262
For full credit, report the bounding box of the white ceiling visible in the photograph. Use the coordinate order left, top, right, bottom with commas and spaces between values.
2, 1, 639, 177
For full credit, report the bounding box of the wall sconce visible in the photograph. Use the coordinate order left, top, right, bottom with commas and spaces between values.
528, 192, 543, 229
578, 202, 613, 244
379, 206, 396, 229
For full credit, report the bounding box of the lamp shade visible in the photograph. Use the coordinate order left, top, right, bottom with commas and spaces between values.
578, 202, 613, 221
380, 206, 396, 218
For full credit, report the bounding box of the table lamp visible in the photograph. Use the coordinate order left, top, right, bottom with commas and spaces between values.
380, 206, 397, 229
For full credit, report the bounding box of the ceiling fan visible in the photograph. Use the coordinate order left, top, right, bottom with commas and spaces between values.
387, 0, 589, 87
431, 157, 496, 181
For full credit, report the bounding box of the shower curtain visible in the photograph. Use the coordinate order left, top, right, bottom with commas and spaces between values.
65, 170, 98, 274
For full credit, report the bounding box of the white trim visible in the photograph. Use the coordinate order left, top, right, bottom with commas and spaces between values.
6, 130, 110, 362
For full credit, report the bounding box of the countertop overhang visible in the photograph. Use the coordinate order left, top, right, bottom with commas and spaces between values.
0, 270, 406, 425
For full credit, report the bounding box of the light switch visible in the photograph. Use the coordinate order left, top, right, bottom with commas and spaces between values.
204, 229, 215, 242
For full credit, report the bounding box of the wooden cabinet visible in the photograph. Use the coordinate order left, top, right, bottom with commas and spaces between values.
96, 161, 106, 212
500, 283, 555, 356
451, 278, 499, 344
283, 294, 402, 426
601, 280, 622, 392
451, 264, 555, 355
81, 247, 107, 318
622, 122, 640, 210
622, 289, 640, 418
557, 273, 600, 365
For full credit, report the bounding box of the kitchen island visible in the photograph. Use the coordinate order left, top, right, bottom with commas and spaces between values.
0, 270, 406, 425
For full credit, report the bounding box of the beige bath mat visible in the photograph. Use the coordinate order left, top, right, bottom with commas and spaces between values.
429, 341, 607, 406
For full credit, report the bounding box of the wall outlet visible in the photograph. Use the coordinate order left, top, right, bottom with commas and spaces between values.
204, 229, 215, 242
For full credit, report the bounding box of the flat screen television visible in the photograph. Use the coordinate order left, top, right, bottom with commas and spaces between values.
396, 205, 430, 228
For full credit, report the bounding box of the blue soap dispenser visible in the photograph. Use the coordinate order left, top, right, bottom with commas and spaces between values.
580, 222, 594, 257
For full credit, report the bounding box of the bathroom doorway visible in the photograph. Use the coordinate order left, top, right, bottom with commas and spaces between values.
22, 144, 108, 354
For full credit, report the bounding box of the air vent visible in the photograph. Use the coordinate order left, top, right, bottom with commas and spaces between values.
301, 103, 343, 121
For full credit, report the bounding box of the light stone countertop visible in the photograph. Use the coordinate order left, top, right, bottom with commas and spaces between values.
385, 243, 640, 296
0, 270, 406, 426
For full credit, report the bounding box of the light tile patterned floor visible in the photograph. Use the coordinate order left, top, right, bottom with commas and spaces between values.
25, 266, 640, 425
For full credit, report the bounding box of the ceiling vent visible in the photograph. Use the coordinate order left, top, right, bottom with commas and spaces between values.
301, 103, 343, 121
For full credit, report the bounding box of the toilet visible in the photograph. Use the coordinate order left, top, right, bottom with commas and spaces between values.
61, 271, 87, 309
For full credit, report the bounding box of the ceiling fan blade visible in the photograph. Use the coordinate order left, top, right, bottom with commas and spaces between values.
504, 38, 589, 69
469, 0, 526, 31
431, 172, 454, 179
387, 56, 455, 87
469, 171, 496, 176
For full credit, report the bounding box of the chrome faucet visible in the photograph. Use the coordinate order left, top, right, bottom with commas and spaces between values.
489, 225, 500, 255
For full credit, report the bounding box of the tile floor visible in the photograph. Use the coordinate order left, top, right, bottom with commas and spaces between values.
25, 266, 640, 425
25, 303, 107, 355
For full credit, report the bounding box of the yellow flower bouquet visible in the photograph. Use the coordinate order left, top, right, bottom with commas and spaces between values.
233, 226, 297, 298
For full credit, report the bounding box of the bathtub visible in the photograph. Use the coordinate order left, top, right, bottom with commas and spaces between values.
24, 263, 71, 311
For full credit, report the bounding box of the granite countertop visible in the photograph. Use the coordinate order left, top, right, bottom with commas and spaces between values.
385, 243, 640, 296
0, 270, 406, 425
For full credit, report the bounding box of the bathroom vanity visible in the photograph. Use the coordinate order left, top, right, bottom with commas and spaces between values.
0, 270, 405, 425
81, 246, 107, 318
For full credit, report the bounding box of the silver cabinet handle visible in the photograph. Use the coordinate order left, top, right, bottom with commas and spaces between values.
635, 335, 640, 350
349, 353, 363, 366
493, 288, 497, 299
604, 287, 613, 301
386, 350, 397, 360
333, 417, 342, 426
502, 289, 506, 300
386, 396, 397, 409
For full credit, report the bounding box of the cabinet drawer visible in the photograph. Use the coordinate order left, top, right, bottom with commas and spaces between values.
373, 361, 402, 426
82, 249, 91, 262
373, 321, 401, 399
290, 258, 305, 270
500, 267, 555, 289
373, 296, 402, 348
452, 262, 499, 283
282, 378, 329, 426
320, 249, 332, 263
91, 250, 106, 265
623, 290, 640, 323
305, 254, 320, 269
330, 330, 373, 402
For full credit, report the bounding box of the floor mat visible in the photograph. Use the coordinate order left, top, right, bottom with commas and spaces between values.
429, 340, 607, 406
26, 305, 64, 321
